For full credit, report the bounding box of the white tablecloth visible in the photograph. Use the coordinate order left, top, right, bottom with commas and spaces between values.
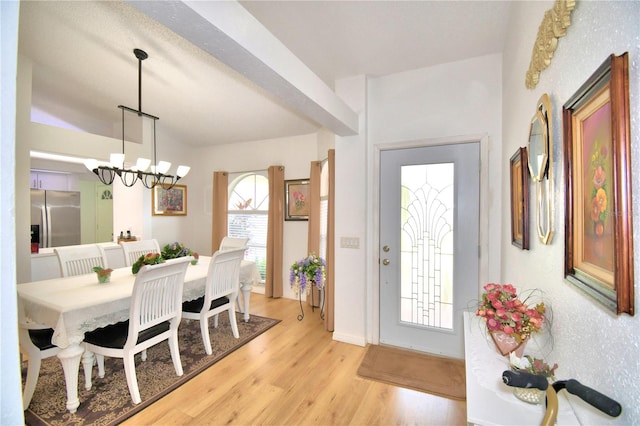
18, 257, 211, 348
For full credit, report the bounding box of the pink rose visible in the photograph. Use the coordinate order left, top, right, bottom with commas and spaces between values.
593, 166, 606, 188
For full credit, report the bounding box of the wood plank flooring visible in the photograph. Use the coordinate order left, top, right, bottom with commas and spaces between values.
121, 294, 466, 425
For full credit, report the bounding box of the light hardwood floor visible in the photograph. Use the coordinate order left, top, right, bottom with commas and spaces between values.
122, 294, 467, 425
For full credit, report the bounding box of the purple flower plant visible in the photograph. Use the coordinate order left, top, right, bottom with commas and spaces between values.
289, 254, 326, 295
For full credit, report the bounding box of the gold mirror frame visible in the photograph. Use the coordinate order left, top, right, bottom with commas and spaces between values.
527, 94, 553, 244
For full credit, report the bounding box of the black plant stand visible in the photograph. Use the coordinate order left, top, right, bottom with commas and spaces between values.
297, 286, 325, 321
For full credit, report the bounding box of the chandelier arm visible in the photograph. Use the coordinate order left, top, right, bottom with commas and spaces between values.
139, 171, 159, 189
119, 170, 139, 187
95, 167, 116, 186
159, 174, 178, 190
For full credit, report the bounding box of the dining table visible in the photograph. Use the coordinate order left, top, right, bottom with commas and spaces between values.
17, 255, 260, 413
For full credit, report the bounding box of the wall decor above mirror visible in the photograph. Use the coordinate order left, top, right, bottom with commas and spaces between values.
525, 0, 576, 89
527, 93, 553, 245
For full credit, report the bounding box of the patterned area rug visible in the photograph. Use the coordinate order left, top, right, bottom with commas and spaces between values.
24, 313, 280, 426
357, 344, 466, 400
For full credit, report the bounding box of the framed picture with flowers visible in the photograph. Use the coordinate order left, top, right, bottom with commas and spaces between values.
152, 184, 187, 216
284, 179, 309, 221
563, 53, 634, 315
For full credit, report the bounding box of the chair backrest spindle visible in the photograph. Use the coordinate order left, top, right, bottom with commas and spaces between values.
121, 239, 162, 266
55, 244, 108, 277
127, 258, 191, 348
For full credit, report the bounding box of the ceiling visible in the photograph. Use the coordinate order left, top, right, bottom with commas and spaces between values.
18, 1, 511, 149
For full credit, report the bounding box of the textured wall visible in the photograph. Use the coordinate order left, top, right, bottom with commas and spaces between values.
502, 1, 640, 424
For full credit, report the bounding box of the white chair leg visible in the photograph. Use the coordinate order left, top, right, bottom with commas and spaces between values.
200, 317, 212, 355
81, 350, 95, 390
122, 352, 141, 405
168, 333, 184, 376
213, 313, 219, 329
96, 354, 105, 378
229, 308, 239, 339
141, 349, 147, 361
22, 356, 41, 408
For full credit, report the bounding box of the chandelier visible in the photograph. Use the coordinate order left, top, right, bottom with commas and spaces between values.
84, 49, 190, 189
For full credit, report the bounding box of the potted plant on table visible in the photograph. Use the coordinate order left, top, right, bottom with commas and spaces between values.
161, 242, 199, 265
131, 252, 164, 274
509, 353, 558, 404
475, 283, 546, 356
93, 266, 113, 284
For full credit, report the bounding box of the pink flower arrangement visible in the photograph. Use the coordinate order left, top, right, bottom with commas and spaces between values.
476, 283, 546, 343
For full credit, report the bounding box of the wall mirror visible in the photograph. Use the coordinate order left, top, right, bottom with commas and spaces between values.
527, 110, 548, 182
527, 93, 553, 244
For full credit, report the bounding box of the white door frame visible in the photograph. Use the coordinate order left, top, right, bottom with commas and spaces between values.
369, 134, 490, 345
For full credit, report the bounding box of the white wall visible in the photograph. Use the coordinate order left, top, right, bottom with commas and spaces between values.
1, 2, 25, 423
502, 1, 640, 424
334, 75, 369, 346
331, 54, 502, 347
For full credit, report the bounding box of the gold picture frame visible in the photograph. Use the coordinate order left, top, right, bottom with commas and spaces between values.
510, 147, 530, 250
284, 179, 310, 221
563, 53, 634, 315
152, 184, 187, 216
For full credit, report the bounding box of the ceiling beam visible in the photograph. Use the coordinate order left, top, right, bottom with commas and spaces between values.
127, 0, 359, 136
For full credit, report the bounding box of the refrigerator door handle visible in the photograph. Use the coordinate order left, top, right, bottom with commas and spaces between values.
44, 205, 52, 248
39, 205, 46, 248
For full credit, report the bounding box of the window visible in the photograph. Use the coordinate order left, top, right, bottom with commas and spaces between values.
227, 172, 268, 281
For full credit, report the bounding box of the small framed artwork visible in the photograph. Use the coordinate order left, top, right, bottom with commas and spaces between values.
510, 147, 530, 250
563, 53, 634, 315
284, 179, 310, 221
152, 184, 187, 216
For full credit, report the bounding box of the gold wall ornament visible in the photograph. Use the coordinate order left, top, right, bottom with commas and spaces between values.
525, 0, 576, 89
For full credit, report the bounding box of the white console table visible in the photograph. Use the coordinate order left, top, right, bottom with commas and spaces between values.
463, 312, 579, 425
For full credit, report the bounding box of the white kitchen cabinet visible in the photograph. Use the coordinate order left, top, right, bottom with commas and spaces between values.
30, 171, 69, 191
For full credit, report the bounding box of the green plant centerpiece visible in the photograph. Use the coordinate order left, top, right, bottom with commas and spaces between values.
93, 266, 113, 283
131, 253, 164, 274
161, 242, 199, 265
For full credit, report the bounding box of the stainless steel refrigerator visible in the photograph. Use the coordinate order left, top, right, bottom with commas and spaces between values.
31, 189, 81, 248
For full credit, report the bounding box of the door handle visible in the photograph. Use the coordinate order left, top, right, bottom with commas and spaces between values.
382, 259, 390, 266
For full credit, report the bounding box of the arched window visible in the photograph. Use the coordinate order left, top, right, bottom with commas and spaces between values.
227, 171, 268, 281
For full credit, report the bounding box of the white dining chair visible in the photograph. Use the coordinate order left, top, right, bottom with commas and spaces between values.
219, 236, 249, 251
18, 321, 60, 409
54, 244, 108, 277
120, 239, 161, 266
182, 248, 245, 355
82, 257, 192, 405
219, 237, 249, 313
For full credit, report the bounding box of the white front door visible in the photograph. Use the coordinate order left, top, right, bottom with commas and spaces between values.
379, 142, 479, 359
